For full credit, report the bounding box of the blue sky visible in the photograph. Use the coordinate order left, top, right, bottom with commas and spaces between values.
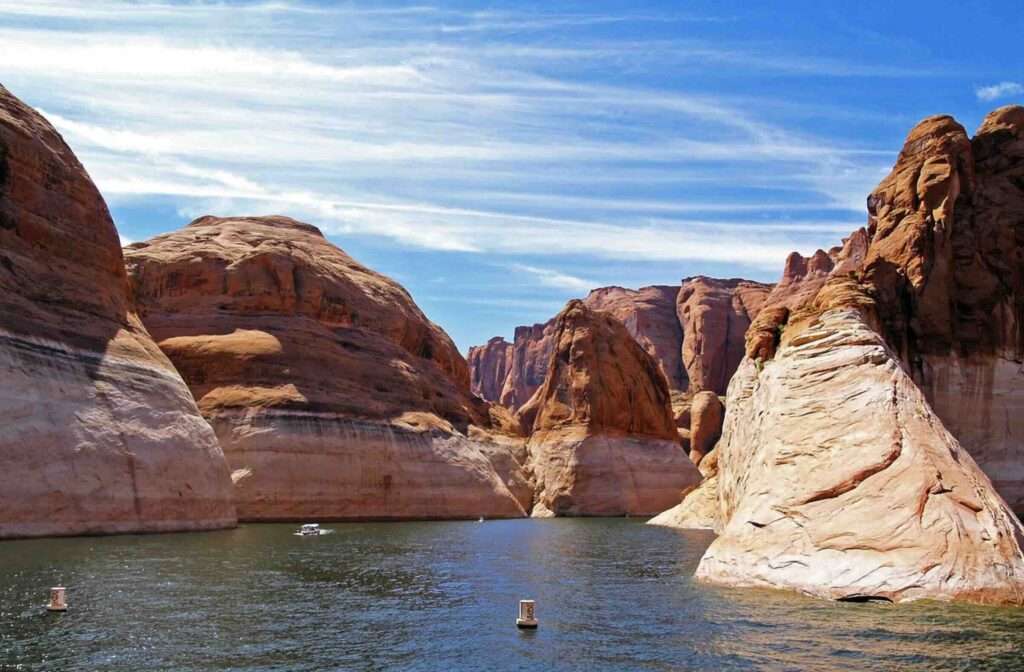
2, 1, 1021, 351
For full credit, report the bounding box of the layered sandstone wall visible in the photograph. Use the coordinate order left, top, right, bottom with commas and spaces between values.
468, 337, 513, 402
583, 285, 688, 391
126, 216, 527, 521
519, 300, 700, 516
675, 107, 1024, 605
0, 84, 236, 538
498, 320, 557, 410
677, 277, 771, 395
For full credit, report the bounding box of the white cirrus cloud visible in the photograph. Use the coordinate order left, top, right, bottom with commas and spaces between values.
2, 1, 892, 278
509, 264, 598, 291
976, 81, 1024, 102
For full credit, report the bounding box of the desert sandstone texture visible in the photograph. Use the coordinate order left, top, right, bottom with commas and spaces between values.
6, 76, 1024, 609
469, 278, 772, 410
0, 85, 236, 538
126, 216, 528, 521
663, 107, 1024, 605
518, 301, 700, 517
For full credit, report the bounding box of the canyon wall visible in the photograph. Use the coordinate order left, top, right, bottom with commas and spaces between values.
126, 216, 528, 521
0, 85, 236, 538
582, 285, 688, 391
517, 300, 700, 516
468, 336, 513, 402
682, 107, 1024, 605
470, 278, 772, 409
676, 278, 772, 395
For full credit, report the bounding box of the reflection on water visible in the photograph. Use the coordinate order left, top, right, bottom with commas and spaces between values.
2, 519, 1024, 671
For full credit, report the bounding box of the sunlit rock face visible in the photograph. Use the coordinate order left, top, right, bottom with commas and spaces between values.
676, 277, 772, 395
647, 451, 720, 531
126, 216, 528, 521
468, 337, 513, 403
690, 108, 1024, 605
0, 85, 236, 538
470, 278, 772, 409
843, 108, 1024, 515
583, 285, 688, 392
497, 320, 558, 410
900, 108, 1024, 515
517, 300, 700, 517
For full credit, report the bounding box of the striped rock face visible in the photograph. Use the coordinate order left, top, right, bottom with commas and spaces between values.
518, 300, 700, 517
684, 108, 1024, 605
125, 215, 529, 521
0, 84, 235, 538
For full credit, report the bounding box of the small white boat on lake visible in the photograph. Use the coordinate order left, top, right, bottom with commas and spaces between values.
295, 523, 326, 536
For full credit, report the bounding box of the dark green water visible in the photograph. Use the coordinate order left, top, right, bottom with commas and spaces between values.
2, 519, 1023, 671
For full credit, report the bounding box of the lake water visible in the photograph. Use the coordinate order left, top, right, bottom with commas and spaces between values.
2, 518, 1023, 671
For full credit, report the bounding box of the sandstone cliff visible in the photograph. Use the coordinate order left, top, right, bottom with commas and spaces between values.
582, 285, 687, 391
468, 336, 513, 402
677, 277, 771, 395
498, 320, 557, 410
680, 107, 1024, 605
126, 216, 528, 521
519, 300, 700, 516
698, 305, 1024, 604
0, 85, 236, 538
864, 108, 1024, 514
470, 278, 771, 407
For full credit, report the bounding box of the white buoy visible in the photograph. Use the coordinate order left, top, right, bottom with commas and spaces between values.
46, 587, 67, 612
516, 599, 537, 629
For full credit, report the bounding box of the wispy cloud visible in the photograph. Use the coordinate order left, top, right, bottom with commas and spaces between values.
509, 264, 597, 291
2, 2, 896, 286
976, 81, 1023, 102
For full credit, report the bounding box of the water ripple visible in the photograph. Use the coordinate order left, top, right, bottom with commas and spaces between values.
1, 520, 1024, 671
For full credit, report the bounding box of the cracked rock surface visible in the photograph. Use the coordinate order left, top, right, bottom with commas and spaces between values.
659, 106, 1024, 605
697, 308, 1024, 604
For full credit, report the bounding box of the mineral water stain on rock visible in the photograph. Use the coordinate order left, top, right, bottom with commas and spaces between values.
3, 519, 1024, 671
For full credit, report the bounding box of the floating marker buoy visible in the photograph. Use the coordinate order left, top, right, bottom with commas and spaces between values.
46, 587, 67, 612
516, 599, 537, 629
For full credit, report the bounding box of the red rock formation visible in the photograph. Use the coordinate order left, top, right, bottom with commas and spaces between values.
684, 107, 1024, 605
859, 109, 1024, 513
470, 278, 772, 409
687, 391, 723, 466
0, 85, 236, 538
468, 336, 512, 402
583, 285, 687, 391
519, 300, 700, 516
647, 451, 719, 531
126, 216, 527, 521
745, 230, 867, 363
498, 320, 557, 409
677, 277, 772, 394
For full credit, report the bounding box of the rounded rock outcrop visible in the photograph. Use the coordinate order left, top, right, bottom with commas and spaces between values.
0, 84, 235, 538
126, 216, 527, 521
519, 300, 700, 516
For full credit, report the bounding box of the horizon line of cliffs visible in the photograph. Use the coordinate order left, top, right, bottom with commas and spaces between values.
2, 82, 1024, 605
